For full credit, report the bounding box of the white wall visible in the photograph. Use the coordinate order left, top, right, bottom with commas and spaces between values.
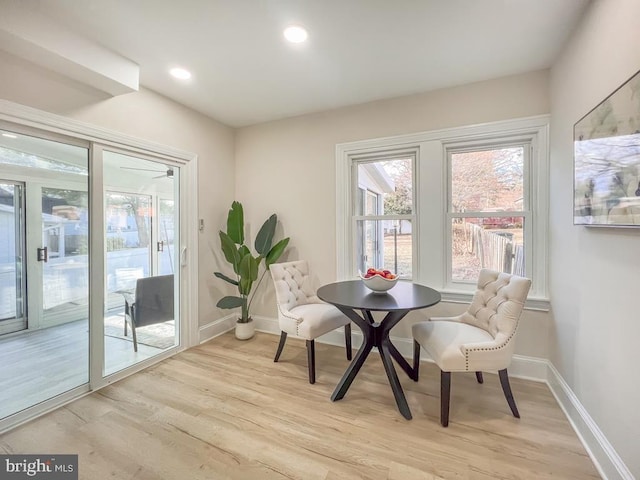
235, 70, 551, 357
0, 51, 236, 328
550, 0, 640, 476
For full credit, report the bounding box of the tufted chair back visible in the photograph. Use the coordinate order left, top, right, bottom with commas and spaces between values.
460, 269, 531, 357
270, 261, 321, 330
270, 260, 319, 309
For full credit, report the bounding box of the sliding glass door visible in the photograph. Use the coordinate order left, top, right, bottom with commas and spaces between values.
0, 113, 191, 430
103, 150, 179, 376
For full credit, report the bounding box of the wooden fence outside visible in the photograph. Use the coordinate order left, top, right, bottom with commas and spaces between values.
465, 223, 525, 275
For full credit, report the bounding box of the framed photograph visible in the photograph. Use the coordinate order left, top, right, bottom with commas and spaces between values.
574, 68, 640, 226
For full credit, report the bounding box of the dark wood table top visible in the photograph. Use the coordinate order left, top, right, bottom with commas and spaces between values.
317, 280, 441, 312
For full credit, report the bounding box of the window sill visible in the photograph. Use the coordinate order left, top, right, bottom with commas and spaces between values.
439, 289, 550, 312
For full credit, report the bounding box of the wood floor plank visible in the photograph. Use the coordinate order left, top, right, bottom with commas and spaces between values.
0, 332, 600, 479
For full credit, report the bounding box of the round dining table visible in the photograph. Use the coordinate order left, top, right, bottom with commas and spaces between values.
317, 280, 441, 420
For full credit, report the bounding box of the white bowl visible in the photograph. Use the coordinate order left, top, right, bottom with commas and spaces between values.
359, 272, 399, 293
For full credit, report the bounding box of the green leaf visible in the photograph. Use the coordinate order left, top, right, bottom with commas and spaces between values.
239, 253, 259, 282
254, 214, 277, 256
265, 237, 290, 268
237, 253, 257, 295
226, 201, 244, 244
216, 296, 245, 309
238, 245, 251, 260
219, 231, 241, 274
214, 271, 239, 286
239, 276, 253, 296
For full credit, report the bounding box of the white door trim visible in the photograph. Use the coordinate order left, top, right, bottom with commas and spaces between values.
0, 99, 199, 401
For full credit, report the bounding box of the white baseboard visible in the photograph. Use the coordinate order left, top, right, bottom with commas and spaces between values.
545, 363, 634, 480
199, 314, 236, 344
251, 314, 632, 479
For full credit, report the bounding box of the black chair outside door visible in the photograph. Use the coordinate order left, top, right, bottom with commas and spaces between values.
123, 274, 174, 352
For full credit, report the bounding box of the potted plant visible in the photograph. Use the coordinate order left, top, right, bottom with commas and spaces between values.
215, 201, 289, 339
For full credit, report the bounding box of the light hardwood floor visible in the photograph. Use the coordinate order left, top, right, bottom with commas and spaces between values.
0, 316, 166, 419
0, 332, 600, 480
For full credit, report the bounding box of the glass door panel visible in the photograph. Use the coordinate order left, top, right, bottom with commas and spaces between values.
0, 129, 89, 420
41, 187, 89, 325
103, 151, 178, 376
0, 182, 25, 335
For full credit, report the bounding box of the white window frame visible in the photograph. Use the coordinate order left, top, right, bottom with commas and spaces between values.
336, 115, 549, 309
343, 149, 418, 280
445, 137, 532, 289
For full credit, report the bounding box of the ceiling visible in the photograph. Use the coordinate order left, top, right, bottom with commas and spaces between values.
5, 0, 590, 127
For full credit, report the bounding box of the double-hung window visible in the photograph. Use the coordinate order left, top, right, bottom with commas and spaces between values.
337, 116, 549, 305
351, 151, 416, 279
446, 141, 530, 286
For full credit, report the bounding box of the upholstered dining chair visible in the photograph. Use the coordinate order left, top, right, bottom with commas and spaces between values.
412, 269, 531, 426
123, 274, 174, 352
269, 260, 352, 384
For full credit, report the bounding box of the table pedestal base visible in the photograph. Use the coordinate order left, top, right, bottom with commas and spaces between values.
331, 307, 416, 420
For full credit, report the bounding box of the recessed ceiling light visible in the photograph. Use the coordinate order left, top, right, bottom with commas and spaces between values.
284, 25, 308, 43
1, 133, 17, 139
170, 67, 192, 80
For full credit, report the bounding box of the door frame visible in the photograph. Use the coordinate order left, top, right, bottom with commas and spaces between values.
0, 100, 199, 432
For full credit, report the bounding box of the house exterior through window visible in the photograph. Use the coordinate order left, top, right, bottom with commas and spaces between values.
353, 153, 416, 279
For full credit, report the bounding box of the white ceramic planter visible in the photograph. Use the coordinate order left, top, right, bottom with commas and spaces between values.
235, 319, 255, 340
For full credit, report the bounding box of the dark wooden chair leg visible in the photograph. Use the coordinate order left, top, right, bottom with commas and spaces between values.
475, 371, 484, 384
412, 340, 421, 381
131, 324, 138, 352
441, 370, 451, 427
344, 323, 352, 360
123, 299, 129, 336
274, 331, 287, 362
306, 340, 316, 384
499, 368, 520, 418
126, 304, 138, 352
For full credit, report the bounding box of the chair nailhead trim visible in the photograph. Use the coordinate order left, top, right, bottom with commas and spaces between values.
277, 303, 303, 336
464, 312, 521, 370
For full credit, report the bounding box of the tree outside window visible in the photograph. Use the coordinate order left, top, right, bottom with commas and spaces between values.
449, 146, 527, 282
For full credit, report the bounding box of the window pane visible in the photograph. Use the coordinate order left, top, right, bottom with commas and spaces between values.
42, 187, 89, 317
355, 158, 413, 215
0, 134, 87, 176
451, 147, 523, 213
105, 192, 151, 292
451, 217, 524, 282
365, 191, 378, 215
356, 219, 412, 278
